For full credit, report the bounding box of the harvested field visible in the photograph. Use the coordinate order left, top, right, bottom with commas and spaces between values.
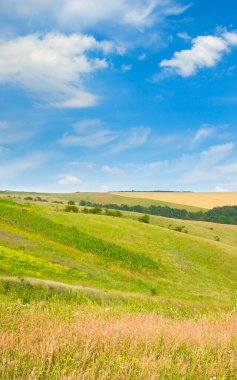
113, 192, 237, 209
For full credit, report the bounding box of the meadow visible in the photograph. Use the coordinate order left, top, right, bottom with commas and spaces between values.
0, 194, 237, 379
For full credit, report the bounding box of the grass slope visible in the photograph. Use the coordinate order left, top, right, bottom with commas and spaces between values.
0, 198, 236, 309
1, 197, 237, 379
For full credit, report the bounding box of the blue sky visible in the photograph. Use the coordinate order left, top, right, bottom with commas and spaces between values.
1, 0, 237, 192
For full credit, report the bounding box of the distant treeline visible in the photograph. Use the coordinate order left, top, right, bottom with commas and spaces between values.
110, 190, 193, 193
79, 200, 237, 225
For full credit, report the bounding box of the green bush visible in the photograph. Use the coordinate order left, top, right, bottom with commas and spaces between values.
89, 207, 102, 215
174, 226, 188, 233
138, 215, 150, 224
104, 209, 123, 217
64, 205, 79, 213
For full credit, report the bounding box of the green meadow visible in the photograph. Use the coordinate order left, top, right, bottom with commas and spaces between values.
0, 194, 237, 379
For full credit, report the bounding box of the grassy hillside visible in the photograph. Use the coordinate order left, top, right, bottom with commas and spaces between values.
0, 197, 236, 308
113, 191, 237, 209
1, 196, 237, 379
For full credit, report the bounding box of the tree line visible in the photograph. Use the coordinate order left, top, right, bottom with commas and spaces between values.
79, 200, 237, 225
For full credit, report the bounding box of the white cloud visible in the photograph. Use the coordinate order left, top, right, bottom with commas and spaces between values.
112, 126, 150, 153
59, 131, 116, 148
139, 161, 162, 173
58, 174, 81, 186
218, 162, 237, 174
200, 142, 234, 163
0, 152, 48, 180
0, 120, 35, 145
215, 186, 230, 192
177, 32, 191, 41
192, 125, 216, 145
0, 33, 113, 108
74, 119, 102, 131
121, 64, 132, 72
177, 142, 235, 185
1, 0, 189, 31
59, 119, 117, 148
101, 165, 123, 175
160, 31, 237, 76
68, 162, 96, 170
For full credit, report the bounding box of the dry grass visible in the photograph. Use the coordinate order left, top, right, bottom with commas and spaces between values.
1, 305, 237, 379
113, 192, 237, 209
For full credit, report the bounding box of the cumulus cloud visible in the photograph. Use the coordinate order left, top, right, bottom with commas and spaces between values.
160, 31, 237, 76
215, 186, 230, 192
57, 175, 81, 186
0, 33, 113, 108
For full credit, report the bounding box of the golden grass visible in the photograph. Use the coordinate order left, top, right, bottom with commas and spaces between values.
113, 192, 237, 209
1, 305, 237, 379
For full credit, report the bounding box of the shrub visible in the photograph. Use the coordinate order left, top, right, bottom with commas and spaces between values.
214, 236, 220, 242
64, 205, 79, 213
138, 215, 150, 224
104, 209, 123, 217
89, 207, 102, 215
174, 226, 188, 233
68, 200, 76, 205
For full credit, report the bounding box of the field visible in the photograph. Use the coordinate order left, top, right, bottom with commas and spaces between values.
113, 191, 237, 209
0, 191, 204, 211
0, 195, 237, 379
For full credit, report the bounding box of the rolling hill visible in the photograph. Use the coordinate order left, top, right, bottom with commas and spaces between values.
1, 194, 237, 379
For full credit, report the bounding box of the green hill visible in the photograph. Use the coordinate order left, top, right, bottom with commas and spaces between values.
1, 196, 237, 379
0, 197, 236, 310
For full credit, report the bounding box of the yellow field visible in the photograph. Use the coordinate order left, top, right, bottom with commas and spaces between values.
113, 192, 237, 209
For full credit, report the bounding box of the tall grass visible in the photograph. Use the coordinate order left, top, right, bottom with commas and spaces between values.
1, 300, 237, 379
